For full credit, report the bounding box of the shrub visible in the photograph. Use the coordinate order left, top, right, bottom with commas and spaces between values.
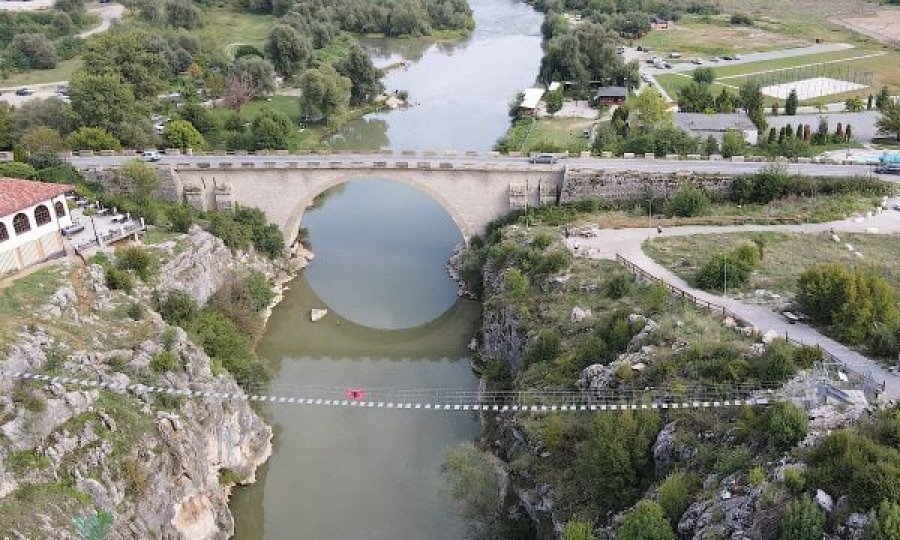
104, 267, 134, 293
695, 250, 754, 291
503, 268, 529, 297
868, 500, 900, 540
126, 302, 145, 320
657, 472, 697, 526
150, 351, 181, 373
606, 273, 633, 299
576, 336, 610, 368
666, 185, 710, 217
779, 496, 824, 540
617, 500, 675, 540
526, 331, 560, 366
116, 246, 156, 281
0, 161, 38, 179
156, 290, 199, 327
167, 205, 195, 233
783, 467, 806, 495
756, 340, 797, 383
732, 166, 790, 204
749, 465, 766, 485
562, 521, 594, 540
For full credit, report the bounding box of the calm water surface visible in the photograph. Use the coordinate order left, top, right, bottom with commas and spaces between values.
231, 0, 543, 535
330, 0, 543, 151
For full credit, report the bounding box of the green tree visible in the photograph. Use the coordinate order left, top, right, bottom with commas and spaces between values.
441, 443, 503, 534
876, 99, 900, 141
721, 130, 746, 158
251, 107, 294, 150
666, 184, 710, 217
545, 89, 564, 115
120, 159, 161, 201
336, 43, 384, 106
577, 411, 660, 515
503, 268, 529, 297
55, 0, 86, 23
19, 126, 65, 155
779, 496, 824, 540
265, 24, 311, 76
617, 500, 675, 540
739, 80, 767, 131
678, 81, 715, 113
67, 127, 121, 151
69, 72, 136, 131
165, 0, 201, 28
766, 401, 808, 449
628, 87, 670, 127
7, 33, 57, 70
298, 65, 352, 123
785, 88, 799, 115
80, 29, 172, 99
692, 67, 715, 85
163, 120, 206, 150
704, 135, 719, 155
845, 96, 865, 113
0, 106, 11, 150
231, 56, 276, 98
868, 500, 900, 540
876, 86, 891, 110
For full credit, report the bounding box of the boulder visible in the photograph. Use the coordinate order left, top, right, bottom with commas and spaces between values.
815, 489, 834, 513
570, 306, 592, 323
310, 308, 328, 322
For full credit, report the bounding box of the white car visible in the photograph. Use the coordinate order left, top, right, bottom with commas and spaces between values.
691, 58, 704, 65
141, 150, 161, 162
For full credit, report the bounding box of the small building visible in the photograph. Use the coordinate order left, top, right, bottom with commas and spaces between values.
519, 88, 546, 116
0, 178, 73, 276
673, 113, 759, 146
593, 86, 628, 106
650, 16, 671, 30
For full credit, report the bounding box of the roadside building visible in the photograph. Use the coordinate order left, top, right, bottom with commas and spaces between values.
0, 178, 73, 276
519, 88, 546, 116
673, 112, 760, 145
593, 86, 628, 106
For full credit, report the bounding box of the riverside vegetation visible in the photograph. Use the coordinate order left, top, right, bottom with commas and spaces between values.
444, 179, 900, 538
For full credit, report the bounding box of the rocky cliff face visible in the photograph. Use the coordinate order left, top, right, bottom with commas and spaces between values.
0, 228, 300, 538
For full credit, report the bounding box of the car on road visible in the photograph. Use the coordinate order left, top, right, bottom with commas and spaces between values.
529, 154, 558, 165
733, 54, 742, 60
15, 87, 34, 96
141, 150, 161, 162
691, 58, 704, 65
876, 163, 900, 175
668, 52, 681, 58
641, 74, 653, 83
57, 85, 70, 96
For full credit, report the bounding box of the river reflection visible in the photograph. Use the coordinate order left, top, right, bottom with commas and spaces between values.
230, 180, 481, 539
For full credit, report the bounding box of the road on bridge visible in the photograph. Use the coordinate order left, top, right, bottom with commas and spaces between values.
67, 153, 890, 180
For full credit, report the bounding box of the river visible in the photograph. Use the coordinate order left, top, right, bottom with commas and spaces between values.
230, 0, 543, 537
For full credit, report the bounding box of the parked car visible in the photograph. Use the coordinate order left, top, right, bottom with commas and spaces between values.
733, 54, 742, 60
141, 150, 162, 162
529, 154, 558, 165
617, 46, 626, 54
57, 85, 70, 96
721, 55, 734, 60
15, 87, 34, 96
668, 52, 681, 58
876, 163, 900, 175
663, 62, 673, 69
709, 57, 721, 62
641, 74, 653, 83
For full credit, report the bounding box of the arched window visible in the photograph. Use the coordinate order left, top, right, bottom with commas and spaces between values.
54, 201, 66, 218
13, 213, 31, 234
34, 205, 51, 226
0, 223, 8, 243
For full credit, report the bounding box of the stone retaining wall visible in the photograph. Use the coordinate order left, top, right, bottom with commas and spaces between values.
560, 168, 735, 204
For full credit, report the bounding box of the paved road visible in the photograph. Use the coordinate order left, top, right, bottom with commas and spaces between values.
77, 3, 124, 38
567, 208, 900, 402
66, 153, 892, 179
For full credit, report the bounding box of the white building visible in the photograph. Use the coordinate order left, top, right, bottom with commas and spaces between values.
0, 178, 73, 276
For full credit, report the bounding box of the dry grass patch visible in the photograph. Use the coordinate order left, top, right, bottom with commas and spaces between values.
638, 18, 808, 56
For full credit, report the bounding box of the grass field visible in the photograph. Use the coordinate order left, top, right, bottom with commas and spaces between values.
656, 48, 900, 104
644, 231, 900, 298
0, 58, 82, 86
496, 117, 594, 154
197, 8, 276, 54
637, 17, 808, 56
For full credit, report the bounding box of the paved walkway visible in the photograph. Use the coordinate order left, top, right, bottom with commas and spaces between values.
566, 205, 900, 402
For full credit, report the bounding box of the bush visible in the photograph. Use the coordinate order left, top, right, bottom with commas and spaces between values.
526, 331, 560, 367
779, 496, 824, 540
104, 267, 134, 293
657, 472, 697, 526
732, 166, 790, 204
695, 250, 755, 291
562, 521, 594, 540
756, 340, 797, 383
0, 161, 38, 179
115, 246, 156, 281
617, 500, 675, 540
783, 467, 806, 495
156, 290, 199, 327
749, 465, 766, 485
503, 268, 529, 297
126, 302, 145, 320
868, 500, 900, 540
666, 185, 710, 217
167, 205, 195, 233
575, 336, 610, 368
606, 273, 633, 299
150, 351, 181, 373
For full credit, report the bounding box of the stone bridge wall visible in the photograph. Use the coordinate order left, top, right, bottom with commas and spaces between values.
82, 166, 182, 202
560, 168, 735, 204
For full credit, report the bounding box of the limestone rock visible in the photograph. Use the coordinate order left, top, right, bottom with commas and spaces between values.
570, 306, 591, 323
815, 489, 834, 513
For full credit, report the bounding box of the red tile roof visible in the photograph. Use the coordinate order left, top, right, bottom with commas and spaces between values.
0, 178, 73, 217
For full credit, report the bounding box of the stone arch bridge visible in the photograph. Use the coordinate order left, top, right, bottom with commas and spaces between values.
159, 163, 563, 245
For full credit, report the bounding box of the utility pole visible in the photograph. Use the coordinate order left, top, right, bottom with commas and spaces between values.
525, 178, 530, 230
723, 253, 728, 298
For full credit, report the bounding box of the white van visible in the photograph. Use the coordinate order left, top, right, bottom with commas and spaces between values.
142, 150, 161, 162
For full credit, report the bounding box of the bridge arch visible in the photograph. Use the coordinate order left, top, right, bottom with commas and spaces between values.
283, 173, 474, 246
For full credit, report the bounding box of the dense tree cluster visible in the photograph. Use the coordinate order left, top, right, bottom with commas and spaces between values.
0, 1, 88, 72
